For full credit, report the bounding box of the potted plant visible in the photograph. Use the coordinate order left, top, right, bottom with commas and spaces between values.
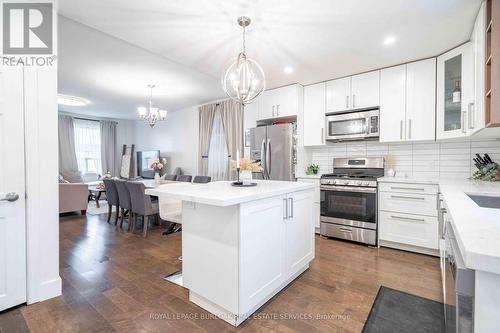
306, 164, 319, 175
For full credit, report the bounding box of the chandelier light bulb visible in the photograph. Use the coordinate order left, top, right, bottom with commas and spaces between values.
137, 85, 168, 127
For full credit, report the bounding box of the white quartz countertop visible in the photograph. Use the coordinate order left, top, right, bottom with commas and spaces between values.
439, 180, 500, 274
378, 176, 439, 184
145, 180, 315, 207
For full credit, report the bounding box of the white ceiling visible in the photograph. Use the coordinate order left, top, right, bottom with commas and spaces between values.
58, 0, 482, 119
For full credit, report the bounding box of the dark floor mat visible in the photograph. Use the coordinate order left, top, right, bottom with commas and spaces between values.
362, 286, 444, 333
0, 306, 30, 333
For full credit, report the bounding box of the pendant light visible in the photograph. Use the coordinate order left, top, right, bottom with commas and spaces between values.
137, 84, 167, 127
222, 16, 265, 105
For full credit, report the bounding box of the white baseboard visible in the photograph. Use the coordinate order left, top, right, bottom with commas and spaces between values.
189, 264, 310, 326
28, 276, 62, 304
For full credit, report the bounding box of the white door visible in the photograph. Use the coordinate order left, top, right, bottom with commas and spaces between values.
0, 67, 27, 311
406, 58, 436, 141
285, 190, 314, 277
470, 2, 486, 135
437, 42, 474, 139
275, 85, 298, 118
303, 83, 326, 146
380, 65, 406, 142
326, 77, 351, 113
351, 71, 380, 110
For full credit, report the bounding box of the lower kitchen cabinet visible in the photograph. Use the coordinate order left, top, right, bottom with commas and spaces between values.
378, 181, 439, 255
296, 177, 320, 232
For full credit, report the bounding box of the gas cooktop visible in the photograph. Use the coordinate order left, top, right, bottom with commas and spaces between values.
320, 157, 384, 187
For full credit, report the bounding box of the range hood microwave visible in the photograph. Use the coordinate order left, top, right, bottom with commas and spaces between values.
325, 109, 379, 141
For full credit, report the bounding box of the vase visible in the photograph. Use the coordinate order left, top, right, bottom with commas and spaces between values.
240, 170, 252, 182
154, 172, 161, 184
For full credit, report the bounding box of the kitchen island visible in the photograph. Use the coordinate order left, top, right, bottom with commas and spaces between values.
146, 180, 315, 326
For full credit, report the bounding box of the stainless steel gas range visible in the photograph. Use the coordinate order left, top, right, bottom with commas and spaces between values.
320, 157, 384, 246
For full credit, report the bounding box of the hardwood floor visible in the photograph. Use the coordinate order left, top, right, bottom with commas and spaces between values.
5, 213, 441, 333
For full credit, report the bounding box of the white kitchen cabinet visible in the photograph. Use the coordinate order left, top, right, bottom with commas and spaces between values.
437, 42, 474, 140
326, 70, 380, 113
303, 83, 326, 146
380, 59, 436, 143
406, 58, 436, 141
378, 181, 439, 255
258, 84, 302, 120
326, 77, 351, 113
285, 190, 315, 277
470, 1, 486, 135
380, 65, 406, 142
351, 71, 380, 110
296, 177, 321, 231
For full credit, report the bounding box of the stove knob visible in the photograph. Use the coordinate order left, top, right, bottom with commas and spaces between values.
363, 181, 370, 186
355, 180, 362, 186
343, 180, 350, 185
330, 180, 336, 185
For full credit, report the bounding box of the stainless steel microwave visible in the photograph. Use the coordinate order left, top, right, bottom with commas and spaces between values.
325, 109, 379, 141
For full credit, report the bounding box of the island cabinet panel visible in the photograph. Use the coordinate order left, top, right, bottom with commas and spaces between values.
182, 202, 240, 314
239, 195, 286, 314
285, 190, 315, 277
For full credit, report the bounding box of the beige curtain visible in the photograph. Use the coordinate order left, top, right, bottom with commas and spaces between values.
219, 100, 244, 180
198, 103, 217, 176
100, 120, 117, 176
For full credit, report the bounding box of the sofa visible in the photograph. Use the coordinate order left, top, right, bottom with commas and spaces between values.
59, 183, 89, 215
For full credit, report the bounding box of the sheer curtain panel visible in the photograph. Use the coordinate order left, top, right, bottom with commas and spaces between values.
207, 110, 229, 181
73, 119, 102, 175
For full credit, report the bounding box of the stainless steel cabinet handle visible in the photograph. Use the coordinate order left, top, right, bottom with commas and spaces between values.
390, 186, 425, 191
277, 104, 280, 116
321, 128, 324, 143
272, 105, 275, 117
468, 103, 475, 129
408, 119, 412, 139
288, 198, 293, 218
390, 215, 426, 223
346, 96, 349, 109
462, 111, 466, 133
352, 94, 356, 108
283, 198, 288, 220
0, 192, 19, 202
390, 195, 425, 200
400, 120, 403, 140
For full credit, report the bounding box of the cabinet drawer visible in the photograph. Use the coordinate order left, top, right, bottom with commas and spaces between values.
379, 191, 437, 217
379, 211, 438, 250
379, 182, 438, 195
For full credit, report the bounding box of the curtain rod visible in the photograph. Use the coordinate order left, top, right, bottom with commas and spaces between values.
74, 116, 100, 122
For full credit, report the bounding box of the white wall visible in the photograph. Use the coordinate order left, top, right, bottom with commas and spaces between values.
305, 138, 500, 180
133, 106, 199, 175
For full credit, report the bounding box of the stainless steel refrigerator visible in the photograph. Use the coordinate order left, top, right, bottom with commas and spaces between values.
249, 123, 296, 181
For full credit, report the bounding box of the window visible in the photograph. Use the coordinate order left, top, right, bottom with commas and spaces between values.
73, 119, 102, 174
207, 110, 229, 180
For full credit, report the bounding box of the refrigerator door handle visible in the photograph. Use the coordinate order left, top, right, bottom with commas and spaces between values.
266, 139, 271, 178
260, 139, 267, 179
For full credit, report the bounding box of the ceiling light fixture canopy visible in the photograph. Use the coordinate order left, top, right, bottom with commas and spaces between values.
137, 84, 167, 127
222, 16, 265, 105
57, 94, 90, 106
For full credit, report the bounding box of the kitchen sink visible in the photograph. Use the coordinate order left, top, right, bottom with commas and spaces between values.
466, 194, 500, 209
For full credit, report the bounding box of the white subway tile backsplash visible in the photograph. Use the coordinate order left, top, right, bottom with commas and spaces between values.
308, 138, 500, 180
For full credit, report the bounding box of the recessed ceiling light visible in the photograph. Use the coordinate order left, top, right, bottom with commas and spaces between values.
383, 36, 397, 46
57, 94, 90, 106
284, 66, 294, 74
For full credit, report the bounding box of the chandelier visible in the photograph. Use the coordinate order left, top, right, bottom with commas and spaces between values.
222, 16, 265, 105
137, 84, 167, 127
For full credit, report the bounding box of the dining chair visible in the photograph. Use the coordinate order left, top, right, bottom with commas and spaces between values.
164, 174, 177, 181
193, 176, 211, 183
103, 178, 120, 225
114, 179, 133, 230
176, 175, 192, 182
126, 181, 159, 237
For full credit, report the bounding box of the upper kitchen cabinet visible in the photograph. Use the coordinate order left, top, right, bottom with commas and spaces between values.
470, 1, 486, 135
303, 82, 326, 146
258, 84, 303, 121
350, 71, 380, 110
437, 42, 474, 140
380, 59, 436, 143
326, 71, 380, 113
484, 0, 500, 127
406, 58, 436, 141
326, 77, 351, 113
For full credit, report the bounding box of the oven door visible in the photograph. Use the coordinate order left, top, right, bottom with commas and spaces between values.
320, 185, 377, 229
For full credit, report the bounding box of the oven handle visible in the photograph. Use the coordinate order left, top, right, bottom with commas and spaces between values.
320, 185, 377, 193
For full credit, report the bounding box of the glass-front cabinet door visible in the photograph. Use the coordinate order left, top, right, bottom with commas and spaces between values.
437, 42, 474, 139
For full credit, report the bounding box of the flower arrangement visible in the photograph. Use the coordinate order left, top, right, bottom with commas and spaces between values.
230, 158, 263, 172
306, 164, 319, 175
150, 159, 165, 173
